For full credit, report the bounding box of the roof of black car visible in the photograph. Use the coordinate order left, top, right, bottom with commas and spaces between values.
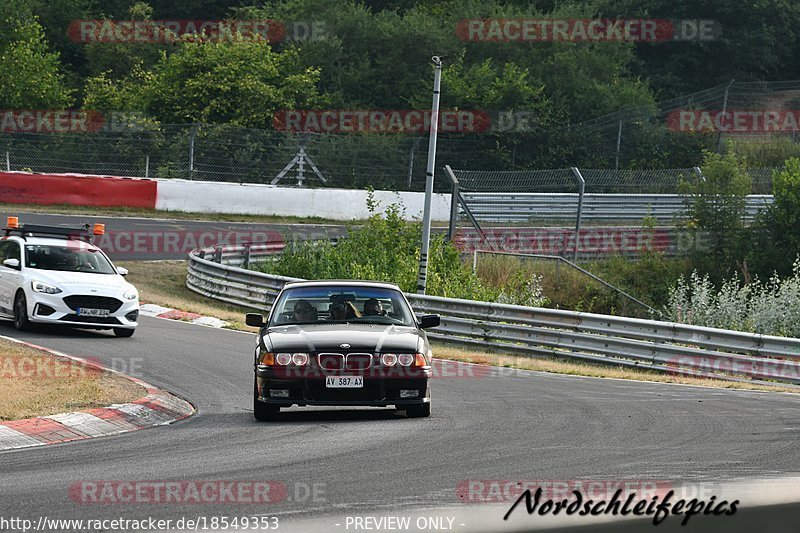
282, 280, 402, 290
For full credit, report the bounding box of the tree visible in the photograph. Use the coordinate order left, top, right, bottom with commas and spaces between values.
84, 36, 329, 127
680, 151, 752, 279
0, 0, 72, 108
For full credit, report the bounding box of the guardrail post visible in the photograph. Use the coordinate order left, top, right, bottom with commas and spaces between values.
241, 243, 251, 269
570, 167, 586, 263
213, 245, 222, 263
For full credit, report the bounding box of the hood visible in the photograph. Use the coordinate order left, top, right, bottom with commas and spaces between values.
266, 323, 423, 353
29, 270, 131, 291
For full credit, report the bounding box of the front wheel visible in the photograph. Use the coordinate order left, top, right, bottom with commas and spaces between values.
113, 328, 135, 338
13, 292, 31, 331
406, 403, 431, 418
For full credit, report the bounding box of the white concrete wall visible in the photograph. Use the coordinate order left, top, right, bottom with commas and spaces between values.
155, 179, 452, 221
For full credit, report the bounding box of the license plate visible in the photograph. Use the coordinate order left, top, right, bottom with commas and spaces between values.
77, 308, 110, 317
325, 376, 364, 388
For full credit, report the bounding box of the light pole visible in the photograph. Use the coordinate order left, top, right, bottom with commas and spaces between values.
417, 55, 443, 294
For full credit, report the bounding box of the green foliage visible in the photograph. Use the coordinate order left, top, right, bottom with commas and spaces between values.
84, 36, 328, 127
772, 158, 800, 254
664, 259, 800, 337
0, 0, 72, 108
259, 194, 538, 303
679, 151, 752, 279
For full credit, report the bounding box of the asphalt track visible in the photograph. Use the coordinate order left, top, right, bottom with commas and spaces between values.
1, 316, 800, 532
1, 212, 800, 531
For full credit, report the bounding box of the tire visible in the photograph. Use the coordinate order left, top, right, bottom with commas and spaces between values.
13, 292, 31, 331
406, 402, 431, 418
113, 327, 135, 338
253, 379, 279, 421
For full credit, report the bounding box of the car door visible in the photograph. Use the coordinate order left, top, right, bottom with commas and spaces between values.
0, 241, 17, 315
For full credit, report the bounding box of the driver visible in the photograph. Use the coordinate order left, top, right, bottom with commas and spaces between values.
293, 300, 317, 322
363, 298, 385, 316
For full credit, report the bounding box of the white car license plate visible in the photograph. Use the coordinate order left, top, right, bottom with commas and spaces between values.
325, 376, 364, 388
77, 308, 110, 317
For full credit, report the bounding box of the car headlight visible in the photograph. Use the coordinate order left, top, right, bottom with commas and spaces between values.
122, 289, 138, 301
291, 353, 309, 366
31, 280, 62, 294
398, 354, 415, 367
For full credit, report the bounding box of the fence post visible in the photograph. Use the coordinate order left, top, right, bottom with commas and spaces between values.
446, 167, 460, 242
407, 137, 422, 190
570, 167, 586, 263
145, 155, 150, 178
5, 151, 9, 171
213, 245, 222, 263
189, 123, 200, 179
716, 80, 734, 153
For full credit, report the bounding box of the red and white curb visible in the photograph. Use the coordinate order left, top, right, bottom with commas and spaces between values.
0, 336, 195, 451
140, 303, 229, 328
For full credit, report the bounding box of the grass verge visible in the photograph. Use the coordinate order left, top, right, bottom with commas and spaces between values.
125, 260, 799, 394
0, 338, 145, 421
118, 260, 260, 331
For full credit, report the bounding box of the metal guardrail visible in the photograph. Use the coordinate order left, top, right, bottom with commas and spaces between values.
460, 193, 773, 224
187, 243, 800, 387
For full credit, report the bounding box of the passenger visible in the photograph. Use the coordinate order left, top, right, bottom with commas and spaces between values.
363, 298, 385, 316
293, 300, 317, 322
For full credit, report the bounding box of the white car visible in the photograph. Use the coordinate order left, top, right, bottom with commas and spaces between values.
0, 220, 139, 337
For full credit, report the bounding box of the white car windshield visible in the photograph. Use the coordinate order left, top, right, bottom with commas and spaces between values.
25, 244, 116, 274
270, 286, 415, 326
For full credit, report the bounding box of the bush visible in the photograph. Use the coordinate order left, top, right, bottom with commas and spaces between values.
258, 193, 547, 306
663, 258, 800, 337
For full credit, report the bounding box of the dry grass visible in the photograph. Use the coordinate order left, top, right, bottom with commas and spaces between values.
118, 260, 260, 331
0, 338, 145, 421
433, 343, 800, 394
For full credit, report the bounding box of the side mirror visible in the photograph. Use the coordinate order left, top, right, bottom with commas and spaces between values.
2, 258, 20, 270
117, 267, 129, 276
245, 313, 265, 327
418, 314, 440, 329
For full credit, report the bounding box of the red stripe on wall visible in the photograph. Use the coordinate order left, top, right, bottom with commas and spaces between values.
0, 172, 157, 209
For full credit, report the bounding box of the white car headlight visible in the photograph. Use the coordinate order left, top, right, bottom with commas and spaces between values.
122, 289, 138, 301
31, 280, 62, 294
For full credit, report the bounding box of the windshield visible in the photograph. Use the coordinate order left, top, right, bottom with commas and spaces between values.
269, 286, 415, 327
25, 244, 117, 274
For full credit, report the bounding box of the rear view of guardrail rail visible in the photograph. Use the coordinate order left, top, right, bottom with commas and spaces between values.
187, 243, 800, 387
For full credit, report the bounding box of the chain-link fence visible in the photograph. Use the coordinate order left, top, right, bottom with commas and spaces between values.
1, 82, 798, 191
0, 124, 503, 191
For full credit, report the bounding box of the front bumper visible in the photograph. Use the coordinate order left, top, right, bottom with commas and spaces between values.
26, 290, 139, 330
256, 366, 431, 407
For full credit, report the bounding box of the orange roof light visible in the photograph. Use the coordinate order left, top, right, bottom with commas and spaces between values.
93, 223, 105, 236
7, 216, 18, 229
